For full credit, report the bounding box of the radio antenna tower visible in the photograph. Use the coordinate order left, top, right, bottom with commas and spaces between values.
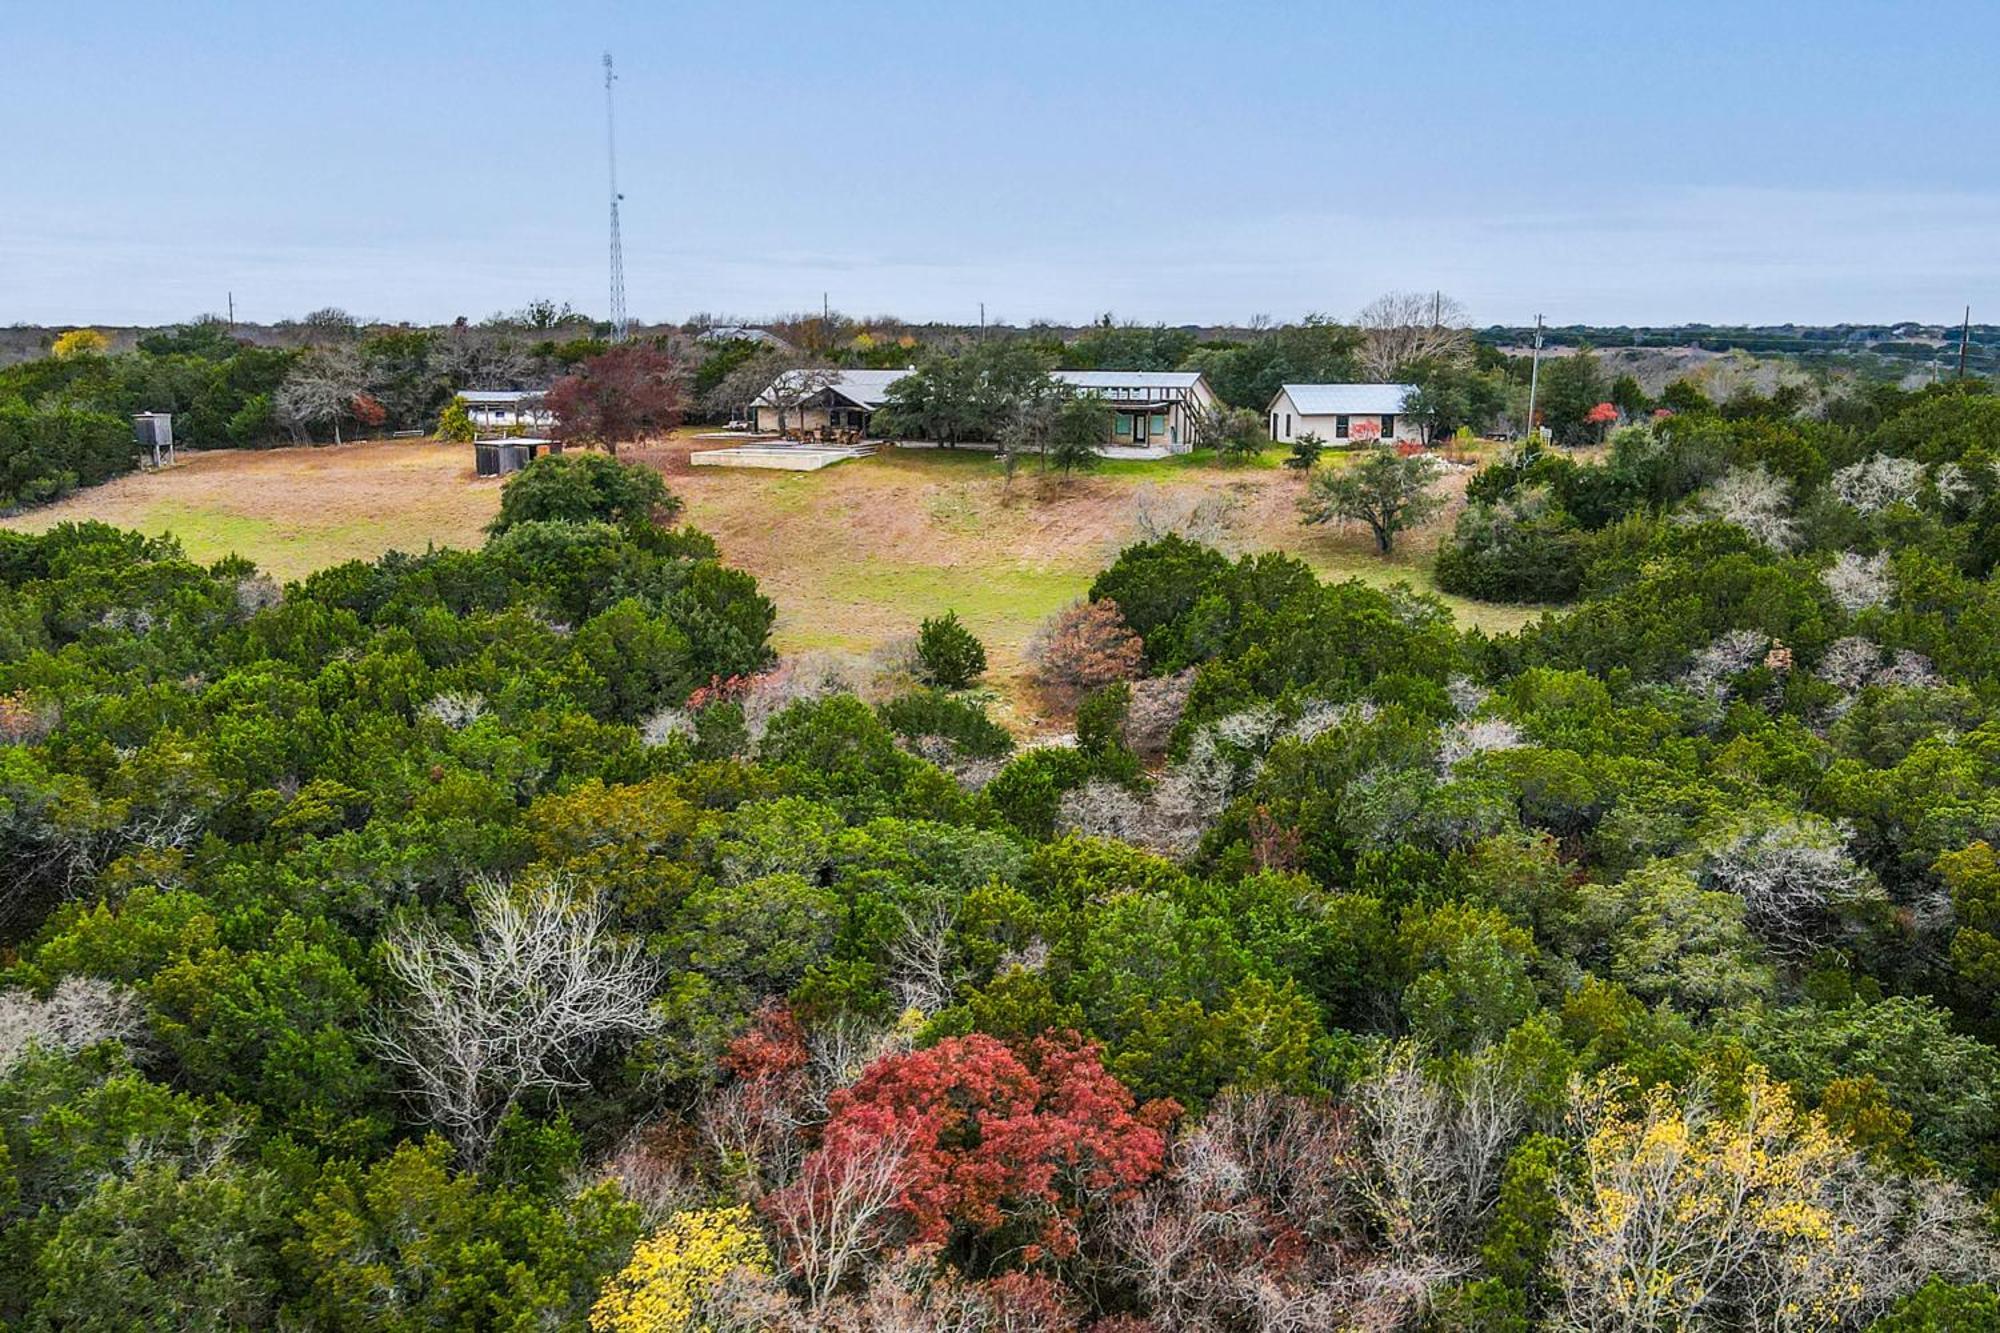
603, 52, 629, 341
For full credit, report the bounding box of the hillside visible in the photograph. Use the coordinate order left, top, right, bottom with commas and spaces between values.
1, 435, 1528, 728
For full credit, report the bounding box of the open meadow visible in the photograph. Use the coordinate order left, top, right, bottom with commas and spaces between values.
1, 435, 1536, 722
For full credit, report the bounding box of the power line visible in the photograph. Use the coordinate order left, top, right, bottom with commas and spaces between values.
1524, 314, 1545, 440
603, 52, 628, 342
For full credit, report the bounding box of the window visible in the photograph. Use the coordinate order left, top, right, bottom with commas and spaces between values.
1380, 414, 1395, 438
1114, 414, 1133, 438
1285, 413, 1292, 437
1269, 412, 1278, 440
1150, 413, 1166, 436
1336, 414, 1350, 439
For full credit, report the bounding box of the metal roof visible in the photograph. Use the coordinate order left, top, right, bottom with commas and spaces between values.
1053, 370, 1206, 391
753, 367, 914, 410
456, 389, 545, 405
1272, 383, 1415, 416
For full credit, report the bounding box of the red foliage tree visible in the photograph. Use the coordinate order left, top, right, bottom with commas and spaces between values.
349, 391, 388, 432
1584, 401, 1619, 426
780, 1032, 1174, 1263
1029, 599, 1145, 711
544, 342, 684, 454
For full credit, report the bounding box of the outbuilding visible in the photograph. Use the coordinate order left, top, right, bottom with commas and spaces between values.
456, 389, 554, 434
1265, 383, 1419, 446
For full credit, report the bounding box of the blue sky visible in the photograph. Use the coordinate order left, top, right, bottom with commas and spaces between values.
6, 0, 1997, 327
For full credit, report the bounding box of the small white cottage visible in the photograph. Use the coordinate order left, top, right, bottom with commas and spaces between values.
1265, 383, 1419, 446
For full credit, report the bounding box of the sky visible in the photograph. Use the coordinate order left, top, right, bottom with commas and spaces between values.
5, 0, 1998, 329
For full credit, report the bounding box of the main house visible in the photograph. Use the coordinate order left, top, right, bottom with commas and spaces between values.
748, 367, 1219, 454
1050, 370, 1216, 453
456, 389, 554, 434
1265, 383, 1420, 446
750, 368, 912, 436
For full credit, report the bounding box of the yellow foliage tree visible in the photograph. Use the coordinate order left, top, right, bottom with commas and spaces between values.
51, 328, 108, 358
1549, 1066, 1988, 1331
591, 1205, 770, 1333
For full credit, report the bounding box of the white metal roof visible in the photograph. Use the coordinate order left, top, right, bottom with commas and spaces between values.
1053, 370, 1206, 391
1273, 383, 1415, 416
457, 389, 545, 405
753, 367, 915, 410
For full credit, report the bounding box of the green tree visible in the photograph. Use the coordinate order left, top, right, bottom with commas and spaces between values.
435, 395, 475, 443
1284, 431, 1326, 470
489, 451, 682, 536
29, 1162, 286, 1333
1046, 392, 1112, 474
1215, 407, 1267, 463
916, 610, 987, 688
1535, 349, 1608, 445
1299, 447, 1444, 554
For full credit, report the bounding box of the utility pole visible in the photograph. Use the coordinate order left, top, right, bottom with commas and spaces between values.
979, 301, 985, 341
226, 291, 234, 331
1523, 314, 1545, 442
603, 53, 629, 342
1960, 305, 1973, 380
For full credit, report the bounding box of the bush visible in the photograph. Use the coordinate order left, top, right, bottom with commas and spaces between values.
435, 396, 475, 443
1434, 493, 1589, 603
1028, 599, 1144, 709
877, 689, 1014, 760
0, 401, 133, 510
916, 610, 987, 688
1284, 432, 1325, 470
489, 452, 682, 536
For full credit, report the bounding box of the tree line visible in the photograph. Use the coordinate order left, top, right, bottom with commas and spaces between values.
1, 413, 1999, 1325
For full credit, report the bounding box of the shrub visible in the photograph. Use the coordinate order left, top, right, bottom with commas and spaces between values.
1028, 600, 1144, 709
0, 402, 133, 510
1434, 491, 1588, 603
915, 610, 987, 688
877, 689, 1014, 760
1284, 432, 1325, 470
435, 395, 475, 443
489, 451, 682, 536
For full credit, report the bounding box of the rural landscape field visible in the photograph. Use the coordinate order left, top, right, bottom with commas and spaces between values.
9, 3, 2000, 1331
1, 435, 1527, 725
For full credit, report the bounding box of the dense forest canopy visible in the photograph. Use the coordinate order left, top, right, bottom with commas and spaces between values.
4, 383, 2000, 1327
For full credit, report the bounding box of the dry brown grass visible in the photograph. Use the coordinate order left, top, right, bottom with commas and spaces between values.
3, 435, 1536, 725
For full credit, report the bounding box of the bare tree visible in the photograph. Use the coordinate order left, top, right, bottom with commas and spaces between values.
1683, 465, 1798, 551
888, 899, 958, 1016
0, 976, 143, 1074
769, 1129, 910, 1310
1696, 815, 1885, 960
1353, 1044, 1523, 1267
375, 875, 661, 1162
1822, 550, 1893, 614
275, 345, 369, 444
1356, 291, 1471, 379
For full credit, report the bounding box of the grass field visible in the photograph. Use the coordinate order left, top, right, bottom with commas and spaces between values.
2, 435, 1539, 725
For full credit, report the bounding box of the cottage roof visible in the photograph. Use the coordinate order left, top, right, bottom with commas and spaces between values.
1053, 370, 1207, 392
456, 389, 545, 405
1272, 383, 1415, 416
753, 368, 914, 410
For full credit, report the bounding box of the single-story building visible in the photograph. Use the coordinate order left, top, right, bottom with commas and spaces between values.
472, 437, 555, 477
457, 389, 554, 434
1265, 383, 1420, 446
745, 366, 1220, 453
1051, 370, 1217, 454
750, 368, 914, 436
